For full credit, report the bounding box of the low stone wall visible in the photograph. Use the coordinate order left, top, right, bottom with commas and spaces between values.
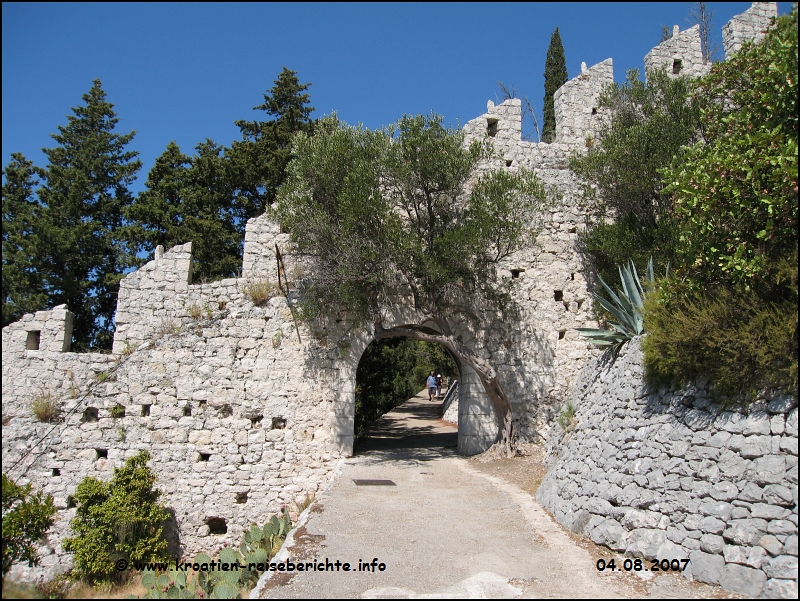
537, 338, 798, 598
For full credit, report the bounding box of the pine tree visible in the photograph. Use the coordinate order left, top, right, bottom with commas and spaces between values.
126, 140, 242, 281
35, 79, 141, 350
127, 68, 314, 280
542, 28, 568, 143
229, 67, 315, 215
2, 154, 46, 326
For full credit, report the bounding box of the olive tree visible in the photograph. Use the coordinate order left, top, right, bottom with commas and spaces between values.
275, 114, 550, 451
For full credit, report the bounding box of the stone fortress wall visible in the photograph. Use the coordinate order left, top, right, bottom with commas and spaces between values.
3, 4, 789, 592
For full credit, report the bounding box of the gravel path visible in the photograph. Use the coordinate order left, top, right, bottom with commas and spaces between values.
255, 393, 733, 599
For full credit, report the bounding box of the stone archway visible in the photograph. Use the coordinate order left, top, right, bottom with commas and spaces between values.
329, 325, 500, 457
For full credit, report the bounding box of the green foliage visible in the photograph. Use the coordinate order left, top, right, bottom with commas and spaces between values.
643, 278, 797, 401
125, 140, 243, 282
660, 10, 798, 293
2, 154, 46, 327
556, 401, 576, 429
139, 511, 292, 599
645, 10, 798, 402
355, 339, 457, 436
570, 67, 701, 284
275, 113, 549, 329
542, 28, 568, 143
230, 67, 315, 213
126, 69, 314, 281
63, 451, 170, 583
2, 474, 56, 577
576, 259, 656, 351
2, 80, 141, 349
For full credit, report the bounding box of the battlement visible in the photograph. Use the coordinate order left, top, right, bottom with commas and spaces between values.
723, 2, 778, 57
2, 304, 74, 356
644, 24, 710, 79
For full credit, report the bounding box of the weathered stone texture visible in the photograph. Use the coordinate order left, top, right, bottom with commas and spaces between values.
537, 339, 798, 598
722, 2, 778, 57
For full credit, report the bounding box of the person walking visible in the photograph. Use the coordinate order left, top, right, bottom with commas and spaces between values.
436, 374, 443, 398
427, 371, 438, 401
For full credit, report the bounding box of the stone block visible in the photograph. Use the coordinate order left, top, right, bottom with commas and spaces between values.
709, 481, 738, 502
699, 533, 725, 554
761, 578, 797, 599
752, 456, 786, 485
624, 528, 666, 561
763, 555, 798, 580
767, 520, 796, 536
689, 550, 725, 585
723, 544, 766, 568
719, 563, 766, 597
784, 535, 798, 557
740, 435, 773, 458
738, 481, 764, 502
760, 535, 784, 557
699, 500, 733, 521
723, 519, 768, 546
751, 503, 789, 520
589, 518, 627, 552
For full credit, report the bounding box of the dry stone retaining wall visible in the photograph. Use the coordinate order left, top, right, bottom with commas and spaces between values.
537, 338, 798, 598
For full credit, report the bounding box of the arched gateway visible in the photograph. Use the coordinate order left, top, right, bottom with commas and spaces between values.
338, 328, 500, 457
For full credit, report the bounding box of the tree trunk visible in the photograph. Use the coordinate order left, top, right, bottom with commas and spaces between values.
374, 322, 515, 455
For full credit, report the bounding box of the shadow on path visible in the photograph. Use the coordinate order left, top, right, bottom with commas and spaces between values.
354, 390, 457, 454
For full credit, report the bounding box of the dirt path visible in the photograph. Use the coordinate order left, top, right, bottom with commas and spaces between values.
255, 392, 736, 599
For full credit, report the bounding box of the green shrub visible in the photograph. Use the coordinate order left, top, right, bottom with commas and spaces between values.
2, 474, 56, 577
63, 451, 170, 583
643, 283, 797, 403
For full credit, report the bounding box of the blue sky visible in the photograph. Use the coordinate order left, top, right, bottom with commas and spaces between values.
2, 2, 790, 194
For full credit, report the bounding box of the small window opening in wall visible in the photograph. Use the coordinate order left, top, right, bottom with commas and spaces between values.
672, 59, 682, 74
82, 407, 99, 423
487, 118, 499, 138
95, 449, 108, 459
250, 415, 263, 427
568, 227, 577, 234
198, 452, 211, 462
183, 405, 192, 417
219, 404, 233, 418
26, 331, 41, 350
272, 417, 286, 430
199, 399, 207, 407
591, 107, 597, 115
506, 160, 513, 167
206, 517, 227, 535
218, 301, 227, 310
577, 300, 584, 310
511, 269, 525, 279
563, 301, 570, 311
554, 290, 563, 302
141, 404, 151, 417
558, 330, 566, 340
52, 468, 61, 476
571, 273, 575, 281
236, 492, 248, 504
67, 496, 76, 509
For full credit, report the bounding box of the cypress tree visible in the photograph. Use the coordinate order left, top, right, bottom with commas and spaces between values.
543, 28, 568, 143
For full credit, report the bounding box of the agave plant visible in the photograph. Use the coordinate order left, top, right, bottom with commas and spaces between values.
576, 258, 661, 351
